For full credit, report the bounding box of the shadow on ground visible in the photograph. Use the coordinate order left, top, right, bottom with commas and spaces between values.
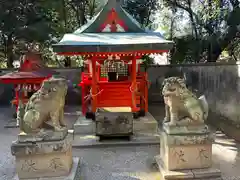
74, 145, 161, 180
149, 104, 240, 180
0, 105, 239, 180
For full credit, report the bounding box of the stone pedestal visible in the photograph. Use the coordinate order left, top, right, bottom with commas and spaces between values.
11, 132, 78, 180
156, 123, 222, 179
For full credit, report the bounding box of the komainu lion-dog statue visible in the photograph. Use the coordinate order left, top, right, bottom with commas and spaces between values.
18, 77, 68, 134
162, 77, 208, 126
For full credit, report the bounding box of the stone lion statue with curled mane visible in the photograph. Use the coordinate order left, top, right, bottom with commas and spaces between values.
162, 77, 208, 126
18, 77, 68, 134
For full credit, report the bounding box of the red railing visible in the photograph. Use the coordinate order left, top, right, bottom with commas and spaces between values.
79, 72, 149, 114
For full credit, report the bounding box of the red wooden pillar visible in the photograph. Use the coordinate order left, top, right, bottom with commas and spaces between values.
140, 80, 145, 111
131, 56, 137, 112
91, 57, 97, 113
97, 66, 100, 81
81, 84, 86, 115
128, 64, 132, 79
144, 72, 148, 112
14, 84, 19, 111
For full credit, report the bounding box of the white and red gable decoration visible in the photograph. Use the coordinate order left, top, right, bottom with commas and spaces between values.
99, 9, 127, 32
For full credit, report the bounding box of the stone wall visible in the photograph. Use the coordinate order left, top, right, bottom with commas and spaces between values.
147, 63, 240, 127
54, 68, 82, 105
0, 63, 240, 127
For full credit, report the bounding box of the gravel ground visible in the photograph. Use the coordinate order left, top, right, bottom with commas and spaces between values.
0, 105, 239, 180
74, 146, 160, 180
0, 107, 18, 180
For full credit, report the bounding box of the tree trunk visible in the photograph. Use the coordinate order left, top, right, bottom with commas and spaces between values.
64, 56, 71, 67
6, 34, 14, 68
169, 18, 174, 39
207, 6, 240, 62
80, 8, 87, 26
2, 35, 7, 59
207, 45, 221, 62
208, 24, 239, 62
62, 0, 68, 32
89, 0, 96, 18
187, 0, 198, 39
76, 7, 82, 27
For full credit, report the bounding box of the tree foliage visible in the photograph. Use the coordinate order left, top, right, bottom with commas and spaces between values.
0, 0, 100, 68
0, 0, 239, 67
157, 0, 240, 63
0, 0, 62, 67
122, 0, 159, 28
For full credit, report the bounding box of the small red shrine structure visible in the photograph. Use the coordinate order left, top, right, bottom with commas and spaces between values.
53, 0, 173, 119
0, 52, 56, 113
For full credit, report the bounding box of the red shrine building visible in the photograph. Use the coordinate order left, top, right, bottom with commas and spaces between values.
0, 52, 56, 115
53, 0, 174, 120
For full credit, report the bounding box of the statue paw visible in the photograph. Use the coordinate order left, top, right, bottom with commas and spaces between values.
54, 126, 65, 131
163, 117, 170, 123
61, 123, 67, 127
166, 121, 177, 126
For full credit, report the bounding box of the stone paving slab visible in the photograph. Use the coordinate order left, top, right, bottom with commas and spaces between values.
72, 133, 160, 148
155, 155, 194, 179
4, 119, 19, 128
191, 168, 221, 179
155, 155, 221, 180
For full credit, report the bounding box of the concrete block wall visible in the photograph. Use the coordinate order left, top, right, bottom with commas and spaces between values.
147, 63, 240, 126
0, 63, 240, 127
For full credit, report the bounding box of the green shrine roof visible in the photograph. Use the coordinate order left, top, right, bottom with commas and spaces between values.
53, 32, 173, 53
75, 0, 144, 33
52, 0, 174, 54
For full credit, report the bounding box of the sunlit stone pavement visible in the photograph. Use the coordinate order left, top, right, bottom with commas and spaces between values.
0, 106, 239, 180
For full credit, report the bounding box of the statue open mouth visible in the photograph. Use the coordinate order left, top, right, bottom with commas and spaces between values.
40, 92, 48, 97
162, 77, 209, 127
40, 89, 52, 96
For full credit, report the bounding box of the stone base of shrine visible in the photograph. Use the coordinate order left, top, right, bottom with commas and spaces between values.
155, 123, 221, 179
72, 111, 159, 146
73, 116, 95, 135
73, 112, 158, 135
133, 112, 158, 134
11, 134, 79, 180
155, 155, 222, 180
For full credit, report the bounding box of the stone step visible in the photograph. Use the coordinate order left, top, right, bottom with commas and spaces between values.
133, 112, 158, 133
72, 133, 160, 148
73, 112, 158, 135
73, 116, 95, 135
4, 119, 19, 128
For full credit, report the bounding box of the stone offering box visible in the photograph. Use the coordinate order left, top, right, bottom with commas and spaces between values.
11, 130, 79, 180
156, 123, 222, 179
96, 112, 133, 138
